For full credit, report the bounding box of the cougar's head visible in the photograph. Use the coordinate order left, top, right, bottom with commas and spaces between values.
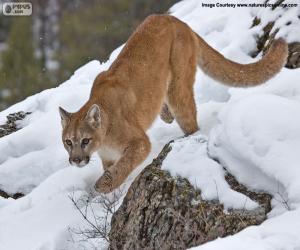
59, 104, 106, 167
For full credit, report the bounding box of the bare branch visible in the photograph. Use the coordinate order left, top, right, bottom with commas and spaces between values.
68, 187, 124, 245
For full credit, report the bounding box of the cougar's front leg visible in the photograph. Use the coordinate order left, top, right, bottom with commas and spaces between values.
101, 159, 114, 171
95, 135, 151, 193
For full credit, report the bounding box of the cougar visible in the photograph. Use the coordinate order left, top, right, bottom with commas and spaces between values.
59, 14, 288, 193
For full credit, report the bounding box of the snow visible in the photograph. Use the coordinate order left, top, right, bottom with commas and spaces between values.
162, 134, 259, 210
0, 0, 300, 249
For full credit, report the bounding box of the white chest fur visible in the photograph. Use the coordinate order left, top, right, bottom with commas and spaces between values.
97, 146, 121, 162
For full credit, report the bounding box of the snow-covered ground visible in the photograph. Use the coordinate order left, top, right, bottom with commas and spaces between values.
0, 0, 300, 249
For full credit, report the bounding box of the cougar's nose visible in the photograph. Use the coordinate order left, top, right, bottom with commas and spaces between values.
72, 157, 82, 164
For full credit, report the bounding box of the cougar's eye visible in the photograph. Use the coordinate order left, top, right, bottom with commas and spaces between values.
82, 138, 90, 146
65, 139, 72, 146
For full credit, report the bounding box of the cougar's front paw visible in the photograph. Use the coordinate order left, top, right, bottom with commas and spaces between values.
94, 170, 113, 194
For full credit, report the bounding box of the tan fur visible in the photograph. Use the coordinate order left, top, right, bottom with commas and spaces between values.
59, 14, 288, 193
196, 35, 288, 86
160, 103, 174, 124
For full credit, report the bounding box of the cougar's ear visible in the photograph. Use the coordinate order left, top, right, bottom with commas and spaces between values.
85, 104, 101, 128
59, 106, 71, 128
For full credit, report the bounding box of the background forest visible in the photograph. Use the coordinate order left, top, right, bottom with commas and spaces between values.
0, 0, 178, 110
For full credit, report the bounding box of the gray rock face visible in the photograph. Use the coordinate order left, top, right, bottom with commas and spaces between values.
109, 143, 271, 250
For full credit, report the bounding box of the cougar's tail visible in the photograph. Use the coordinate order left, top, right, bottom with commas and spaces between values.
195, 34, 288, 87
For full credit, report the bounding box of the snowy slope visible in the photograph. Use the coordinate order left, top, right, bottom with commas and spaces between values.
0, 0, 300, 249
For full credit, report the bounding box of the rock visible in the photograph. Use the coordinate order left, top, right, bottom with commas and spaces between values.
0, 111, 31, 138
250, 0, 300, 69
286, 42, 300, 69
0, 189, 24, 199
0, 111, 29, 199
109, 143, 271, 250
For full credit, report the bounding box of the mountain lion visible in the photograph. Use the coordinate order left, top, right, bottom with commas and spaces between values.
59, 15, 288, 193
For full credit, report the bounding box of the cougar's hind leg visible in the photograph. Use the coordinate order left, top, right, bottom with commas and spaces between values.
160, 103, 174, 124
167, 79, 198, 135
167, 33, 199, 135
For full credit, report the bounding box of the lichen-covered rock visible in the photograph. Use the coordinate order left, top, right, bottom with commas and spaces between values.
0, 111, 31, 138
109, 143, 271, 250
